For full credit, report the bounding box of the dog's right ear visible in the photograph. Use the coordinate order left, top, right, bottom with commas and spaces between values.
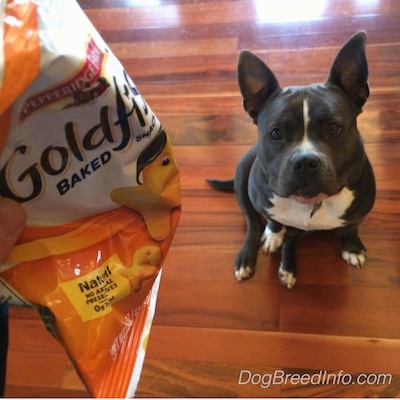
237, 50, 280, 123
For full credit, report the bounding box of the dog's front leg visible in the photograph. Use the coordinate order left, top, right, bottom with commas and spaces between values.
234, 146, 263, 281
278, 227, 304, 289
339, 224, 367, 267
234, 216, 263, 281
261, 219, 286, 255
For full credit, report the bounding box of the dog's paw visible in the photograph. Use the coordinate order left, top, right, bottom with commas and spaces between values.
261, 226, 286, 255
278, 265, 297, 289
235, 266, 254, 281
341, 249, 366, 268
234, 244, 258, 282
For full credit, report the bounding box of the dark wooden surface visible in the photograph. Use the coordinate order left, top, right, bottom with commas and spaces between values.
5, 0, 400, 397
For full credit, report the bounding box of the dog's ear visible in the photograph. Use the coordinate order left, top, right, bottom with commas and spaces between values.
327, 31, 369, 109
238, 50, 280, 123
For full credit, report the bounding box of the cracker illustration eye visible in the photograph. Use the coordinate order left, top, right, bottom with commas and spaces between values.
162, 156, 170, 166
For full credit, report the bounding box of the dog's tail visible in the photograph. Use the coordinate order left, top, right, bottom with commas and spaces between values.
206, 178, 234, 192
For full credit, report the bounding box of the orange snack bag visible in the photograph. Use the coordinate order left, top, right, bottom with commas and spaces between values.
0, 0, 181, 397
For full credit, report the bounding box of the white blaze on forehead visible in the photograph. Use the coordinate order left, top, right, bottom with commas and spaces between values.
303, 99, 310, 136
300, 99, 316, 152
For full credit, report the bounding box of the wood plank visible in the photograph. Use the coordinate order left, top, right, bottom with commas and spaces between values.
110, 38, 238, 59
81, 0, 399, 31
154, 276, 281, 331
137, 359, 282, 398
279, 286, 400, 339
7, 306, 67, 356
6, 351, 69, 388
5, 385, 89, 398
143, 326, 400, 375
113, 44, 400, 92
137, 359, 400, 398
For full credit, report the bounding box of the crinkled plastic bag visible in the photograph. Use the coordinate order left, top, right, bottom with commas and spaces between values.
0, 0, 181, 397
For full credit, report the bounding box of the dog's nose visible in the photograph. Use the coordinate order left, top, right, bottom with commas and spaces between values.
291, 153, 321, 173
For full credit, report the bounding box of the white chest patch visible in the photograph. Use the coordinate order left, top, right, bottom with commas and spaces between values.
266, 187, 355, 231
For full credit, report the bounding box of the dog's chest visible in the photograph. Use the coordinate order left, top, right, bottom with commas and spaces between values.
266, 187, 354, 231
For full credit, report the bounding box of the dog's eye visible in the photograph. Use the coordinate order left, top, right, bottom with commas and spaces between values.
270, 129, 283, 141
327, 123, 341, 136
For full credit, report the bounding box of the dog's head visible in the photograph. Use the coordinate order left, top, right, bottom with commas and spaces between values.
238, 31, 369, 203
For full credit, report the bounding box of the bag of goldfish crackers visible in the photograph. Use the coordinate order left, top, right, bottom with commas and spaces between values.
0, 0, 181, 397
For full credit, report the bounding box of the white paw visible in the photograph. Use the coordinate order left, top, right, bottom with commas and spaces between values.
278, 265, 297, 289
235, 266, 253, 281
341, 250, 366, 268
261, 226, 286, 255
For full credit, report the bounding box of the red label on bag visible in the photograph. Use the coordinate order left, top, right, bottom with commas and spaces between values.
19, 36, 106, 121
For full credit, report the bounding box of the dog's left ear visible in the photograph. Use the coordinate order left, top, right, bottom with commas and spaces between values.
327, 30, 369, 109
238, 50, 280, 123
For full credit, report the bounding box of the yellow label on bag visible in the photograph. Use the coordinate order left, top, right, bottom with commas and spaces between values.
60, 253, 131, 322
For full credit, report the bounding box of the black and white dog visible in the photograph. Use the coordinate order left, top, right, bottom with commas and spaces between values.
208, 31, 375, 288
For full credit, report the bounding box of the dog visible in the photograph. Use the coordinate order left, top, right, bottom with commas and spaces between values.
207, 31, 375, 288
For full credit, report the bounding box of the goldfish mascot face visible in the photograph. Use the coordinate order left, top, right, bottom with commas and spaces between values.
110, 129, 181, 241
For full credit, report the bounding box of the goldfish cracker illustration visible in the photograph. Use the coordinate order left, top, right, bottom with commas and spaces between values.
0, 1, 180, 398
111, 129, 181, 241
120, 245, 162, 291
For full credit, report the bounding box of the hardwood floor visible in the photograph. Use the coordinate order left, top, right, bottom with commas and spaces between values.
5, 0, 400, 397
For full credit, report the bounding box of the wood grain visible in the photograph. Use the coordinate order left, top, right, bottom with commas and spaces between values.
5, 0, 400, 397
